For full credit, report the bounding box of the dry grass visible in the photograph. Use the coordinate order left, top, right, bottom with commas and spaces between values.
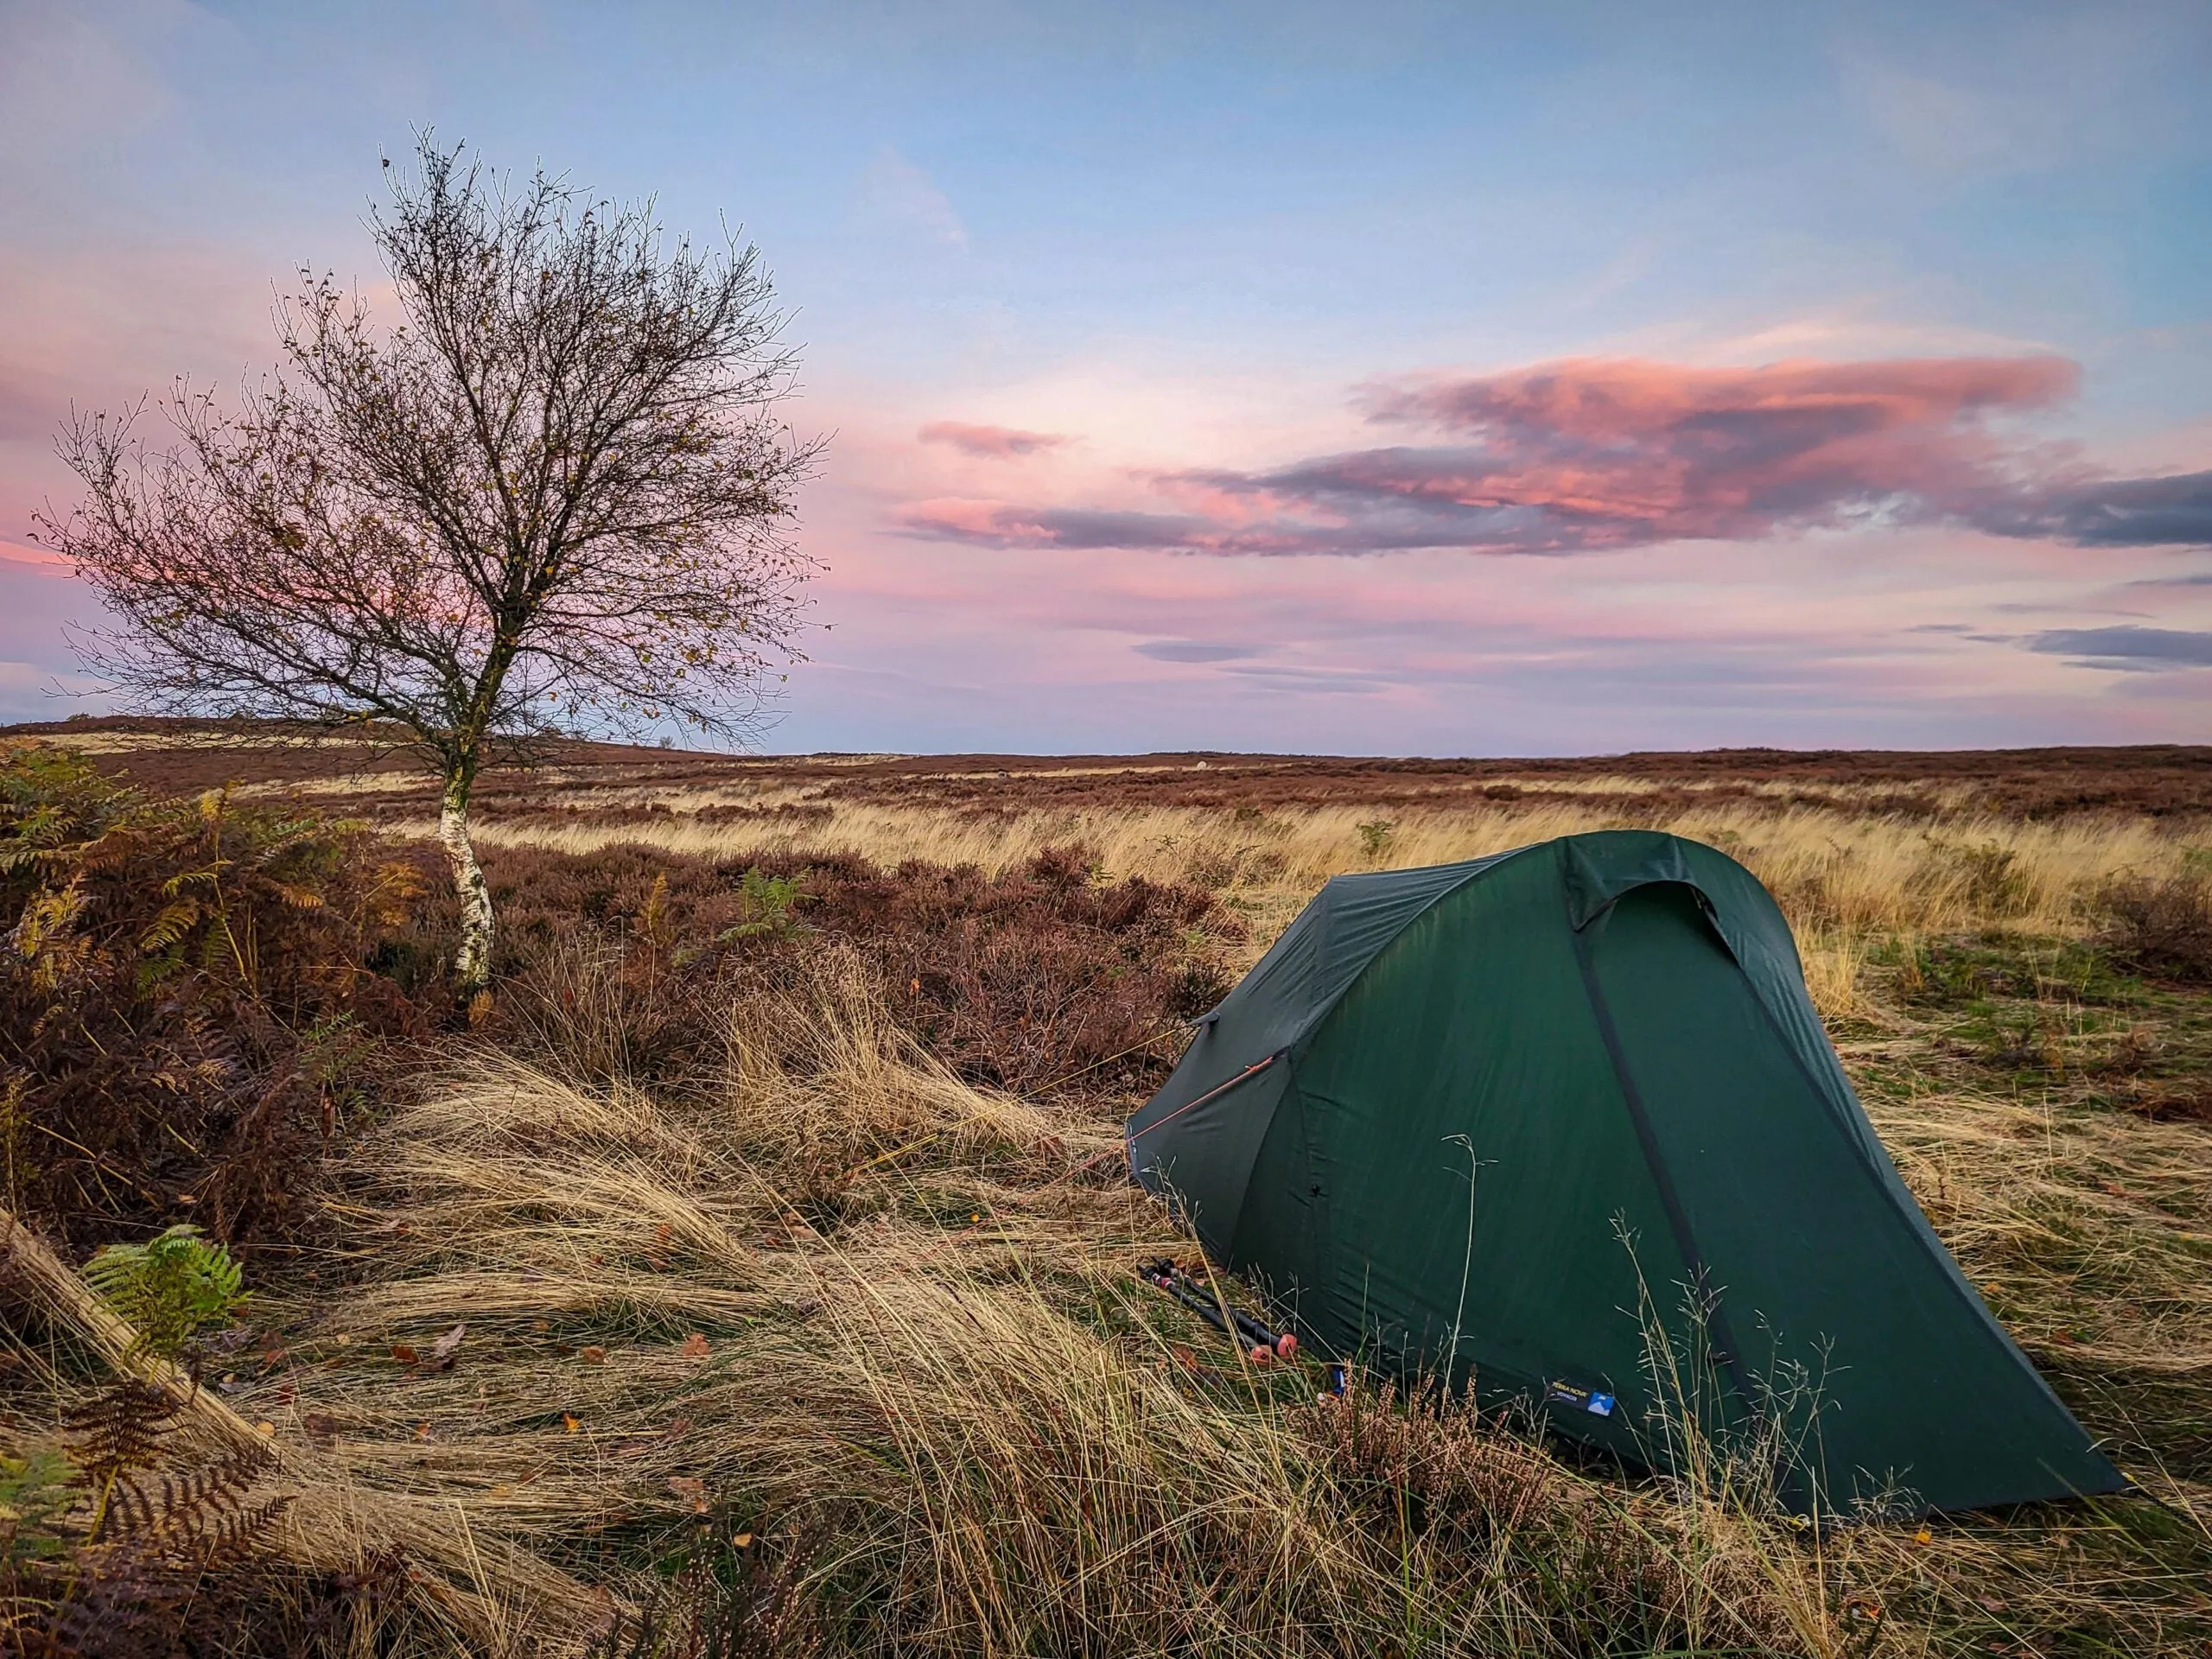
10, 928, 2209, 1652
0, 1208, 607, 1650
154, 956, 1942, 1656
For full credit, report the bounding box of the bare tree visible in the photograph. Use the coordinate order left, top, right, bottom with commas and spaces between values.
38, 137, 823, 999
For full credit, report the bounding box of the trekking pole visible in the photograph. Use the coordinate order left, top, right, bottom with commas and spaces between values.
1139, 1260, 1300, 1362
1138, 1260, 1233, 1337
1164, 1261, 1298, 1357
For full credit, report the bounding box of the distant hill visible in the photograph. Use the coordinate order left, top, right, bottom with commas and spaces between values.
8, 713, 2210, 817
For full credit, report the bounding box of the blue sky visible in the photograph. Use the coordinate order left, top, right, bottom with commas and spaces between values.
3, 0, 2209, 753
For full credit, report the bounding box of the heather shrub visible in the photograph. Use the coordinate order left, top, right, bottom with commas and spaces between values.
484, 840, 1239, 1096
2099, 868, 2212, 982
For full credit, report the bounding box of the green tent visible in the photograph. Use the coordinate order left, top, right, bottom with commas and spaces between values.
1127, 830, 2121, 1516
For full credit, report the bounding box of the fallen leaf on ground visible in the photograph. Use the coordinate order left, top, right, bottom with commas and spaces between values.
580, 1344, 607, 1363
390, 1344, 420, 1366
430, 1323, 467, 1360
680, 1332, 710, 1360
586, 1585, 617, 1639
667, 1476, 709, 1514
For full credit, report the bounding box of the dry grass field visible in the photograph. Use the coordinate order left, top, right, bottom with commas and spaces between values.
4, 720, 2210, 1656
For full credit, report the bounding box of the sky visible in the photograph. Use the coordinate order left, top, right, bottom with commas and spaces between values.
2, 0, 2209, 756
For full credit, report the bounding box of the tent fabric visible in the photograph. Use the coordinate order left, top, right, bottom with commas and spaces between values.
1127, 830, 2122, 1516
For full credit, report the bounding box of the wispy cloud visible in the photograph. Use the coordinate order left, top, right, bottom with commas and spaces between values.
861, 146, 969, 250
2029, 626, 2212, 671
895, 499, 1199, 549
895, 355, 2212, 557
918, 421, 1068, 459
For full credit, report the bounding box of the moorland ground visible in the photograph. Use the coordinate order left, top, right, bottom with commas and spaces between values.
3, 718, 2209, 1656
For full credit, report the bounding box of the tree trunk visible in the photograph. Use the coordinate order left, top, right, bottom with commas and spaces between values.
438, 763, 493, 998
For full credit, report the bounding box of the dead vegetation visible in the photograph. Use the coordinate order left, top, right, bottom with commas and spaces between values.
0, 742, 434, 1249
2, 723, 2209, 1654
481, 840, 1236, 1096
6, 960, 1929, 1656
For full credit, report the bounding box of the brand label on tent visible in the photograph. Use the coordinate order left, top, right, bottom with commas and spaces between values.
1545, 1380, 1616, 1417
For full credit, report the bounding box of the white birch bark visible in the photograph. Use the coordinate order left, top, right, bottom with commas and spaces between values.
438, 768, 493, 995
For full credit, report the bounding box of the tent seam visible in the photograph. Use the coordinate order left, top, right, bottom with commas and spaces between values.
1567, 896, 1765, 1431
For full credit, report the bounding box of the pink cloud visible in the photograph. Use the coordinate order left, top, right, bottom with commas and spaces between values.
0, 537, 70, 571
1344, 355, 2077, 539
895, 354, 2212, 556
918, 421, 1070, 459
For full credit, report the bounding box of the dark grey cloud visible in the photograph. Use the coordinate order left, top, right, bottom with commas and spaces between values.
1133, 639, 1262, 663
2029, 626, 2212, 671
2120, 569, 2212, 589
1980, 470, 2212, 548
894, 502, 1203, 550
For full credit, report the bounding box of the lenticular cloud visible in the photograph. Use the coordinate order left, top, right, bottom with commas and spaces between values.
897, 354, 2212, 556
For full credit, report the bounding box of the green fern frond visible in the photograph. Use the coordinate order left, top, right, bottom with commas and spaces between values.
84, 1226, 249, 1362
137, 900, 201, 955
